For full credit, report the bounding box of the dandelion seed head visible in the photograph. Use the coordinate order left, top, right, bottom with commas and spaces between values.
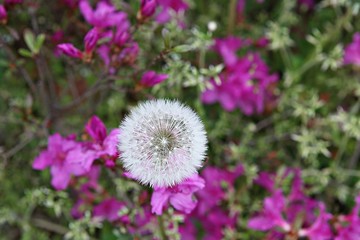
118, 99, 207, 187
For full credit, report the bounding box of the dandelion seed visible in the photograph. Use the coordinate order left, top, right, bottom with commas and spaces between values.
118, 99, 207, 187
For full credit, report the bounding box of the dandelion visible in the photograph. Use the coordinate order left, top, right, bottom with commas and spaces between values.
118, 99, 207, 187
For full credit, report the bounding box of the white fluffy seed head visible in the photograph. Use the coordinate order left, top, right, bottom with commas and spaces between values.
118, 99, 207, 187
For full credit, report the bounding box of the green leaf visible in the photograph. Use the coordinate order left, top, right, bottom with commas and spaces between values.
173, 44, 193, 53
18, 48, 33, 58
24, 29, 36, 53
34, 34, 46, 53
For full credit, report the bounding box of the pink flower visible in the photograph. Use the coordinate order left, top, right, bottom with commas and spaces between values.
84, 28, 100, 54
201, 52, 278, 115
248, 190, 291, 232
344, 33, 360, 66
85, 116, 120, 167
93, 198, 129, 223
140, 0, 157, 18
151, 174, 205, 215
254, 172, 276, 192
57, 28, 100, 60
57, 43, 83, 59
335, 195, 360, 240
298, 0, 315, 10
140, 71, 168, 87
200, 209, 237, 240
237, 0, 245, 17
112, 21, 131, 48
79, 0, 127, 28
213, 36, 243, 67
32, 134, 94, 190
196, 165, 244, 215
299, 203, 333, 240
156, 0, 188, 27
254, 37, 269, 48
0, 5, 7, 24
118, 42, 139, 65
4, 0, 22, 5
71, 167, 101, 218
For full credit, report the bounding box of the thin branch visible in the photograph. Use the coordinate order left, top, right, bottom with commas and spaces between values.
349, 140, 360, 168
0, 38, 37, 96
32, 217, 68, 235
2, 134, 34, 160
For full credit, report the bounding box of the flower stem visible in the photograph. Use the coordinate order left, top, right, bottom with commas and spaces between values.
157, 215, 167, 240
227, 0, 237, 35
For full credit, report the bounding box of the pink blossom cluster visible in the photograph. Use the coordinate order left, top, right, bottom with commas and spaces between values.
180, 165, 244, 240
32, 119, 360, 238
57, 0, 137, 72
249, 168, 360, 239
201, 36, 279, 115
56, 0, 189, 73
33, 116, 119, 190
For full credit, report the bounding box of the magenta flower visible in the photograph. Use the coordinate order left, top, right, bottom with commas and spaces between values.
196, 165, 244, 215
57, 28, 100, 60
118, 42, 139, 65
57, 43, 83, 59
199, 209, 237, 240
213, 36, 243, 67
335, 195, 360, 240
79, 0, 127, 28
248, 190, 291, 232
298, 0, 315, 10
202, 52, 278, 115
298, 203, 333, 240
236, 0, 245, 17
344, 33, 360, 66
140, 0, 157, 19
93, 198, 129, 223
254, 172, 276, 192
71, 167, 101, 218
84, 28, 100, 54
112, 21, 131, 48
32, 134, 94, 190
140, 71, 168, 87
0, 5, 7, 24
85, 116, 120, 167
156, 0, 188, 27
4, 0, 22, 5
151, 174, 205, 215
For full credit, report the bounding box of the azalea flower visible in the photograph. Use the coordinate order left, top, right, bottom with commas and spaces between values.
156, 0, 188, 28
118, 99, 207, 187
248, 190, 291, 232
140, 0, 157, 19
79, 0, 127, 29
84, 115, 120, 168
150, 174, 205, 215
196, 165, 244, 215
335, 195, 360, 240
32, 134, 95, 190
344, 33, 360, 66
212, 36, 243, 67
202, 52, 278, 114
0, 5, 7, 24
57, 28, 100, 60
93, 197, 129, 223
140, 71, 168, 87
298, 203, 333, 240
